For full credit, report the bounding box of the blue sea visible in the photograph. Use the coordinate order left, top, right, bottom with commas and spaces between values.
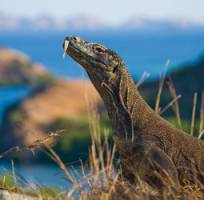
1, 30, 204, 79
0, 162, 72, 189
1, 30, 204, 188
0, 87, 30, 124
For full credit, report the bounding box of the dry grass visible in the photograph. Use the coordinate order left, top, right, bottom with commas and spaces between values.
44, 113, 204, 200
1, 71, 204, 199
41, 75, 204, 200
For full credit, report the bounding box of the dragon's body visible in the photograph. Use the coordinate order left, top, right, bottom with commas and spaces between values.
63, 36, 204, 187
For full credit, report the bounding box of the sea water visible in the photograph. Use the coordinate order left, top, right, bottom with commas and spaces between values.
0, 30, 204, 79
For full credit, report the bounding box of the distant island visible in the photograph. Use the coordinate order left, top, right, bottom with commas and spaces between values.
0, 12, 204, 32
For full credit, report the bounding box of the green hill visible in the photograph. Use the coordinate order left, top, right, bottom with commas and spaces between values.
140, 55, 204, 120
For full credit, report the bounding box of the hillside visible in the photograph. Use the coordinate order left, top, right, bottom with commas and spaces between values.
1, 12, 204, 32
141, 55, 204, 119
0, 48, 53, 86
0, 79, 105, 161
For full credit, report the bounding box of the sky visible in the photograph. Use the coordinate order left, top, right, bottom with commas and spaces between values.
1, 0, 204, 25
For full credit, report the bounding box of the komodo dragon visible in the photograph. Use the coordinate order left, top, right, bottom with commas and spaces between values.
63, 36, 204, 187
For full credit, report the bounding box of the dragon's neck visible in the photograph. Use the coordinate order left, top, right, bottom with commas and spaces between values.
90, 68, 155, 142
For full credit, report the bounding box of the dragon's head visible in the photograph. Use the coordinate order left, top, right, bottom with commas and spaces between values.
63, 36, 126, 86
63, 36, 136, 141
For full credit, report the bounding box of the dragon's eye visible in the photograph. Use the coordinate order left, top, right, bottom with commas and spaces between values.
94, 45, 106, 53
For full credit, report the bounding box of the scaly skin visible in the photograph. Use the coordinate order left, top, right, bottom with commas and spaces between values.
63, 36, 204, 187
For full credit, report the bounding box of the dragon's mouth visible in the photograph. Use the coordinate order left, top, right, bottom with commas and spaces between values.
63, 37, 86, 63
63, 38, 80, 56
63, 40, 70, 55
63, 37, 107, 69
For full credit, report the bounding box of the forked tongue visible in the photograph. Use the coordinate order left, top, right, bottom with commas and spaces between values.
62, 40, 69, 59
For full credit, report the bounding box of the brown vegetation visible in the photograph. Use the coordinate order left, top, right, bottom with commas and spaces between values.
1, 79, 104, 147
